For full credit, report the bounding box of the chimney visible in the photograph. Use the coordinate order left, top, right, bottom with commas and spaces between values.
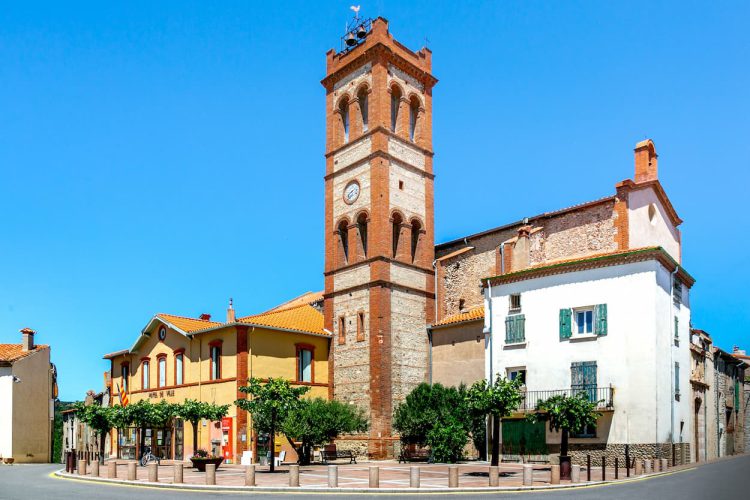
634, 139, 658, 183
226, 298, 236, 323
20, 327, 35, 351
199, 313, 212, 321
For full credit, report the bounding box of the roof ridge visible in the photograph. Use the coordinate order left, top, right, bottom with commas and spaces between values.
157, 312, 222, 324
239, 302, 314, 321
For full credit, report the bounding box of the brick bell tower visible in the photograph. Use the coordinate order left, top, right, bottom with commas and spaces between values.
322, 17, 437, 458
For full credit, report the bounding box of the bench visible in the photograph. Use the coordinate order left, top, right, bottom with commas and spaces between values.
321, 444, 356, 464
399, 444, 430, 463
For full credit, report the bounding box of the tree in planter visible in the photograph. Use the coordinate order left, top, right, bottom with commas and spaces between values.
175, 399, 230, 459
528, 393, 601, 478
236, 377, 309, 472
128, 400, 178, 459
282, 398, 368, 465
466, 375, 525, 466
72, 402, 116, 464
392, 383, 469, 463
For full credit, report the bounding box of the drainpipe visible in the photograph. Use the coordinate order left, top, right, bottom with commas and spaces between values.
427, 329, 433, 385
432, 259, 439, 323
669, 267, 678, 451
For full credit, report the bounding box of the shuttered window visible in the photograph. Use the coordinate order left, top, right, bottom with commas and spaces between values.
675, 362, 681, 400
561, 305, 607, 339
559, 309, 572, 339
594, 304, 608, 336
505, 314, 525, 344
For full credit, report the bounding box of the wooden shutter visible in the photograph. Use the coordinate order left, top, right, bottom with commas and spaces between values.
595, 304, 608, 336
505, 316, 514, 343
559, 308, 572, 340
516, 314, 525, 343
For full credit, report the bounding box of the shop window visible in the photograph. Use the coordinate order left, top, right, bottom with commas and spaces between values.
296, 345, 313, 383
210, 341, 222, 380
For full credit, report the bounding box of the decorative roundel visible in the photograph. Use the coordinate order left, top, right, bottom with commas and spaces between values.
343, 180, 360, 205
158, 326, 167, 341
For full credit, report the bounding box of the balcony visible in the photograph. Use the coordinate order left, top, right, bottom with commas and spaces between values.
518, 386, 614, 412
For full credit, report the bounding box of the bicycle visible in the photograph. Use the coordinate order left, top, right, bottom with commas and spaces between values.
140, 446, 161, 467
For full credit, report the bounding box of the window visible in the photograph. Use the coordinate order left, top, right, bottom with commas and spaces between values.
392, 213, 403, 257
574, 308, 594, 335
458, 299, 466, 312
210, 342, 222, 380
175, 351, 184, 385
357, 311, 365, 342
157, 355, 167, 388
357, 87, 369, 131
674, 316, 679, 345
509, 294, 521, 312
408, 96, 420, 141
338, 316, 346, 345
390, 86, 402, 131
339, 97, 350, 143
121, 363, 130, 392
562, 305, 607, 339
398, 180, 404, 190
338, 220, 349, 263
297, 346, 313, 383
507, 368, 526, 385
675, 362, 680, 400
673, 280, 683, 306
356, 213, 368, 257
573, 422, 597, 438
505, 314, 526, 344
141, 359, 150, 390
410, 219, 421, 262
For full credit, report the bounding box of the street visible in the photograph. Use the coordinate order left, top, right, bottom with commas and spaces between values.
0, 455, 748, 500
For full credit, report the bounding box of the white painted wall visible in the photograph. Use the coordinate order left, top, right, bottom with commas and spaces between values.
628, 187, 681, 261
484, 259, 692, 447
0, 367, 13, 458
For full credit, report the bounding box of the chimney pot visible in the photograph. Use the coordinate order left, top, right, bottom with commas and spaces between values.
227, 298, 236, 323
20, 327, 35, 351
199, 313, 211, 321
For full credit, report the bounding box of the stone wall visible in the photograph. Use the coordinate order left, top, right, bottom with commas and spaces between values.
390, 287, 428, 407
564, 442, 691, 467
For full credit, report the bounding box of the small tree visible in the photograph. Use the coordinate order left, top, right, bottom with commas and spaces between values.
128, 400, 178, 459
282, 398, 368, 465
175, 399, 230, 457
392, 383, 469, 463
466, 375, 525, 466
530, 393, 601, 461
73, 402, 115, 464
236, 377, 309, 472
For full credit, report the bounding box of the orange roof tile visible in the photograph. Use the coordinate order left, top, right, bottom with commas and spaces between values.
431, 306, 484, 328
264, 291, 324, 313
156, 313, 222, 333
0, 344, 49, 363
238, 303, 328, 336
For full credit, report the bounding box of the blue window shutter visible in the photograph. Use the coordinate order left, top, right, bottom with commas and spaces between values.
559, 308, 572, 339
595, 304, 608, 336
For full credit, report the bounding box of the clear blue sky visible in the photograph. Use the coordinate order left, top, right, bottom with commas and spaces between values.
1, 1, 748, 401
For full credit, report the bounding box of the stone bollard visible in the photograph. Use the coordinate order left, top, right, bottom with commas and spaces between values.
127, 461, 137, 481
289, 465, 300, 487
173, 463, 183, 484
522, 464, 533, 486
91, 459, 100, 477
550, 464, 560, 485
107, 461, 117, 479
644, 459, 652, 474
369, 466, 379, 488
660, 458, 668, 471
148, 462, 158, 482
571, 465, 581, 483
635, 460, 643, 476
328, 465, 338, 488
78, 459, 87, 476
245, 465, 255, 487
410, 466, 420, 488
448, 466, 459, 488
489, 465, 499, 487
206, 463, 216, 485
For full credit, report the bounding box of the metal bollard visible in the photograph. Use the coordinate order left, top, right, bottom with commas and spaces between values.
148, 462, 158, 482
108, 461, 117, 479
369, 466, 379, 488
550, 464, 560, 485
174, 463, 183, 484
448, 466, 459, 488
602, 456, 606, 481
522, 464, 533, 486
587, 455, 591, 482
91, 459, 100, 477
410, 467, 420, 488
78, 459, 87, 476
635, 459, 643, 476
615, 457, 619, 480
245, 465, 255, 486
127, 461, 137, 481
489, 465, 499, 487
644, 459, 652, 474
571, 464, 580, 483
328, 465, 338, 488
206, 463, 216, 485
289, 465, 299, 487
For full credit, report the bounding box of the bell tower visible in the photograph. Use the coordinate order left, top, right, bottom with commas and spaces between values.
322, 17, 437, 458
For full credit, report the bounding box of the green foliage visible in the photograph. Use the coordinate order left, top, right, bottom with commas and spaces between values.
128, 399, 179, 428
282, 398, 368, 465
466, 375, 524, 418
392, 383, 469, 463
530, 393, 601, 435
73, 401, 116, 434
175, 399, 230, 426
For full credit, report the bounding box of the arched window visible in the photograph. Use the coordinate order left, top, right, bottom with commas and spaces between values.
410, 218, 422, 262
141, 358, 150, 390
209, 341, 222, 380
121, 363, 129, 392
392, 212, 403, 257
338, 220, 349, 263
357, 87, 369, 132
157, 354, 167, 388
390, 85, 402, 132
409, 96, 420, 142
339, 97, 350, 143
357, 213, 368, 257
174, 350, 184, 385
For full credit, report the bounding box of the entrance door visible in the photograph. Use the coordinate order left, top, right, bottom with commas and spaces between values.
571, 361, 597, 401
175, 419, 184, 461
694, 398, 701, 462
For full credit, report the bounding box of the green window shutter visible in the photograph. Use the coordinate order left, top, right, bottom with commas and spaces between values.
505, 316, 513, 343
559, 308, 572, 340
595, 304, 608, 336
517, 314, 525, 342
674, 316, 679, 339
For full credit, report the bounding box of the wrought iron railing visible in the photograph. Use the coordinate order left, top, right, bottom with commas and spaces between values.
518, 386, 614, 411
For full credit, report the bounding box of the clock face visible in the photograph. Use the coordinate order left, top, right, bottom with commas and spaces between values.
344, 181, 360, 204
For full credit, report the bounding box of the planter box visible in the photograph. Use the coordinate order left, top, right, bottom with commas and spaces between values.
190, 457, 223, 472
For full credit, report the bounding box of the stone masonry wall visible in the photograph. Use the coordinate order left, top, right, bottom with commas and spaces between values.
390, 287, 428, 407
565, 442, 690, 467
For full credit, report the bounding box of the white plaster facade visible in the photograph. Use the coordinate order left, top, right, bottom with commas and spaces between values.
484, 258, 693, 452
627, 186, 681, 262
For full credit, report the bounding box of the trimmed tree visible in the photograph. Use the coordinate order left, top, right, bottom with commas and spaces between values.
175, 400, 230, 457
282, 398, 368, 465
128, 400, 178, 459
235, 377, 309, 472
73, 402, 115, 464
466, 375, 525, 466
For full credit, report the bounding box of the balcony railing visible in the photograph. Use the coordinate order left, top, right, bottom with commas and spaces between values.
518, 386, 614, 412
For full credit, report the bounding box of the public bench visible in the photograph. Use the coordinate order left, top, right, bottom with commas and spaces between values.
399, 443, 430, 463
321, 444, 356, 464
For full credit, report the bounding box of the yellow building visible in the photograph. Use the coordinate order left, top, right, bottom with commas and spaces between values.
104, 292, 329, 464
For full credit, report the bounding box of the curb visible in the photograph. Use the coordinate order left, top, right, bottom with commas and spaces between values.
53, 466, 694, 494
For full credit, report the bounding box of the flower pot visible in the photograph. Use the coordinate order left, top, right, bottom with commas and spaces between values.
190, 457, 223, 472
